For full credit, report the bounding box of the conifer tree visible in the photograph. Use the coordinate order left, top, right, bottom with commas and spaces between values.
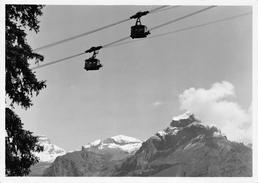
5, 4, 46, 176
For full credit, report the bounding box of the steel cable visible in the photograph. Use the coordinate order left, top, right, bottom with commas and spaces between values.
33, 5, 171, 51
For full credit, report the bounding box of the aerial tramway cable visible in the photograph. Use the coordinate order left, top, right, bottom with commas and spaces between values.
33, 18, 130, 51
108, 11, 251, 48
149, 5, 181, 15
32, 52, 86, 70
149, 6, 217, 31
101, 6, 218, 49
32, 6, 230, 70
105, 6, 217, 48
148, 5, 171, 14
33, 5, 171, 51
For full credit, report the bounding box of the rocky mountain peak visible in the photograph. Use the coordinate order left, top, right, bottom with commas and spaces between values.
30, 136, 66, 176
82, 135, 142, 161
84, 135, 142, 148
43, 135, 143, 176
170, 111, 200, 127
116, 113, 252, 177
38, 113, 252, 177
35, 136, 66, 163
103, 135, 142, 145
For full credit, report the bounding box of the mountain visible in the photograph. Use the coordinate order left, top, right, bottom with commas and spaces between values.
29, 136, 66, 176
115, 112, 252, 176
43, 135, 142, 176
82, 135, 142, 160
43, 112, 252, 177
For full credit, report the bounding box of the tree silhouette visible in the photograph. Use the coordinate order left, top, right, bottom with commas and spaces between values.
5, 5, 46, 176
5, 108, 44, 176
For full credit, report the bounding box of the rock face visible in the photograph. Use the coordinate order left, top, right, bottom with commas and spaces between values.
42, 112, 252, 177
29, 136, 66, 176
43, 135, 142, 176
115, 112, 252, 176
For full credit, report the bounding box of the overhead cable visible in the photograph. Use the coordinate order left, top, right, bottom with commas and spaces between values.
104, 6, 217, 49
31, 52, 85, 70
33, 5, 172, 51
109, 11, 251, 48
149, 6, 217, 31
32, 6, 220, 70
150, 5, 181, 14
148, 5, 170, 14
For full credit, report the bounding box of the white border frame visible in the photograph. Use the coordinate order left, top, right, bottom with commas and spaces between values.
0, 0, 257, 183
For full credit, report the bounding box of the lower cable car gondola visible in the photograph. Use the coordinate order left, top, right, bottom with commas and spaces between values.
130, 11, 150, 39
84, 57, 102, 71
84, 46, 103, 71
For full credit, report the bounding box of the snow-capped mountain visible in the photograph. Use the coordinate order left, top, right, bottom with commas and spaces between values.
43, 112, 252, 176
172, 111, 193, 121
29, 136, 66, 176
35, 136, 66, 162
157, 111, 197, 137
83, 135, 142, 158
116, 112, 252, 176
44, 135, 142, 176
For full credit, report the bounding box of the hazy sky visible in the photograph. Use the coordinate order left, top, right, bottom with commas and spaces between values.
13, 5, 252, 151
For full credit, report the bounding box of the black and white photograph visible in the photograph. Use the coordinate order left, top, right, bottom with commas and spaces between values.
1, 0, 258, 182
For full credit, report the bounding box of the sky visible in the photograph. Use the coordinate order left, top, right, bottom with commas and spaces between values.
12, 5, 252, 151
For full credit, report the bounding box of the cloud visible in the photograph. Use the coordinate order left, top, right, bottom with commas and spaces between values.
153, 101, 164, 107
179, 81, 252, 143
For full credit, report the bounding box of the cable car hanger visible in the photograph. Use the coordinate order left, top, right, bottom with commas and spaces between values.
130, 11, 150, 39
84, 46, 103, 71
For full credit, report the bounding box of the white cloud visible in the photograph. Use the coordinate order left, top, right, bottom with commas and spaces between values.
179, 81, 252, 143
153, 101, 164, 107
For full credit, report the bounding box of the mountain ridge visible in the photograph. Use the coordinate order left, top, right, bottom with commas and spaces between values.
29, 136, 66, 176
31, 112, 252, 176
43, 135, 143, 176
115, 113, 252, 176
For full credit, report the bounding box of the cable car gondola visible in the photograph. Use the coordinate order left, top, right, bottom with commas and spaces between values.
84, 57, 102, 71
84, 46, 103, 71
130, 11, 150, 39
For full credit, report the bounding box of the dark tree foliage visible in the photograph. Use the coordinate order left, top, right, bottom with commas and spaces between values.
5, 5, 46, 176
5, 108, 44, 176
6, 5, 46, 108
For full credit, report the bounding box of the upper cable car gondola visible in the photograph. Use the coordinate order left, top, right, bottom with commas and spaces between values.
84, 46, 103, 71
84, 56, 102, 71
130, 11, 150, 39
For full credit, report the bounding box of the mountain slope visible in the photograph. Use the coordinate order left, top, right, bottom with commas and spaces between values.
29, 136, 66, 176
115, 112, 252, 176
43, 135, 142, 176
42, 112, 252, 177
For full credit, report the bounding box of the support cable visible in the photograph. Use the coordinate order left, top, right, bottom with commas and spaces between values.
32, 6, 223, 70
149, 6, 217, 31
33, 5, 171, 51
108, 12, 251, 48
150, 5, 181, 14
